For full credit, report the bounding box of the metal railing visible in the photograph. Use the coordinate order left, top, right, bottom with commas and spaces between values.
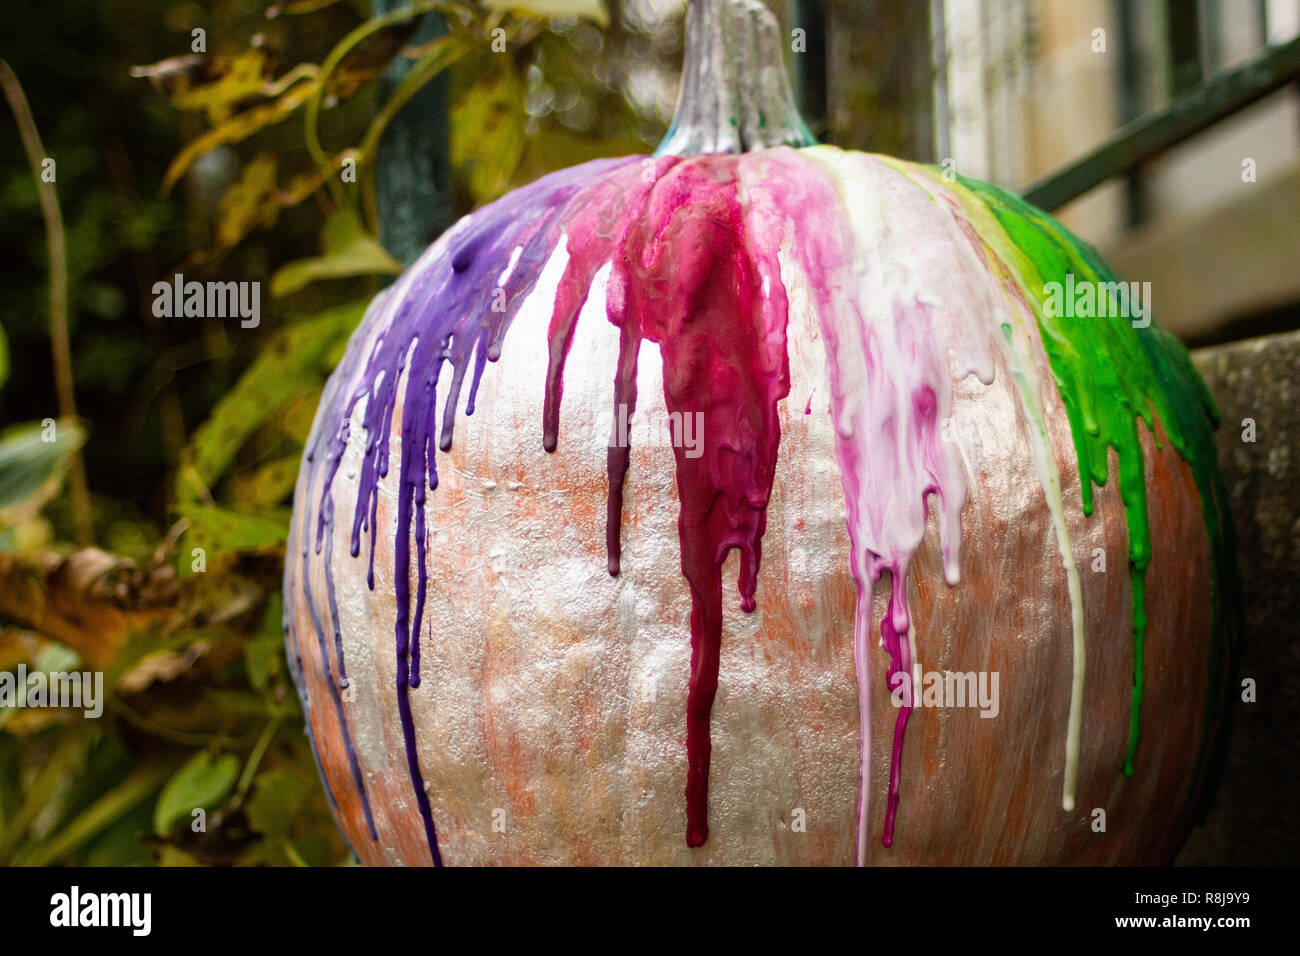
1023, 35, 1300, 212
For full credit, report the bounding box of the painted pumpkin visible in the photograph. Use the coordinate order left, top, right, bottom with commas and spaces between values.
285, 0, 1236, 866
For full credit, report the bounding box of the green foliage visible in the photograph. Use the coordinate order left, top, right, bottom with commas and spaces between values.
450, 49, 526, 202
0, 420, 85, 537
484, 1, 608, 26
179, 504, 290, 558
180, 300, 366, 499
271, 208, 402, 297
154, 750, 241, 835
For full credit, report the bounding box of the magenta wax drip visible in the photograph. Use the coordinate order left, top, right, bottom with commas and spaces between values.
540, 155, 791, 846
880, 574, 913, 847
605, 157, 791, 847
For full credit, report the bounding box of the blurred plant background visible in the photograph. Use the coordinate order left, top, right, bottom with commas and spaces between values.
0, 0, 688, 867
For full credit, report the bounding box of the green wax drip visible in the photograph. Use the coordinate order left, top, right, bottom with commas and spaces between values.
955, 176, 1238, 803
1127, 569, 1146, 775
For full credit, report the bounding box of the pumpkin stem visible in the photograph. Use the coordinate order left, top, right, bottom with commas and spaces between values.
656, 0, 817, 156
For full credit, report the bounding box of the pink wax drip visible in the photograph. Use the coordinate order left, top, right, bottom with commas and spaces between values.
553, 155, 792, 847
880, 568, 913, 847
749, 151, 991, 855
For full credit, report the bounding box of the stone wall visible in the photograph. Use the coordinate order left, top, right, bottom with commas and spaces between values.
1176, 330, 1300, 865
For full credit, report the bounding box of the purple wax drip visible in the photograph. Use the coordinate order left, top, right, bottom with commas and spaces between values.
303, 158, 639, 865
300, 491, 379, 840
283, 548, 343, 823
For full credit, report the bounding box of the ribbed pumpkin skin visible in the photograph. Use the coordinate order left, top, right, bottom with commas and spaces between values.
285, 149, 1227, 866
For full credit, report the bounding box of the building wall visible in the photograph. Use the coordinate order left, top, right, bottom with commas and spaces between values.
939, 0, 1300, 341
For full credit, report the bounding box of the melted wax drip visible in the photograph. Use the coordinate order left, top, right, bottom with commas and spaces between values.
305, 159, 639, 865
599, 157, 792, 847
934, 171, 1237, 814
290, 143, 1233, 866
286, 307, 388, 843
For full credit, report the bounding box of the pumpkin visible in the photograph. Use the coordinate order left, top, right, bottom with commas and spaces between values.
285, 0, 1236, 866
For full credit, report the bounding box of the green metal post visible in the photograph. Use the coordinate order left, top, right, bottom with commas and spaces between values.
372, 1, 453, 266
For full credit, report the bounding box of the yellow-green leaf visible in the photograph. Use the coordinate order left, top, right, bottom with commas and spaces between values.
183, 301, 365, 489
247, 767, 311, 839
271, 207, 402, 298
162, 77, 319, 194
133, 50, 270, 124
451, 54, 526, 204
154, 751, 240, 836
0, 419, 86, 529
482, 0, 609, 26
232, 455, 302, 509
213, 154, 281, 253
178, 504, 289, 554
